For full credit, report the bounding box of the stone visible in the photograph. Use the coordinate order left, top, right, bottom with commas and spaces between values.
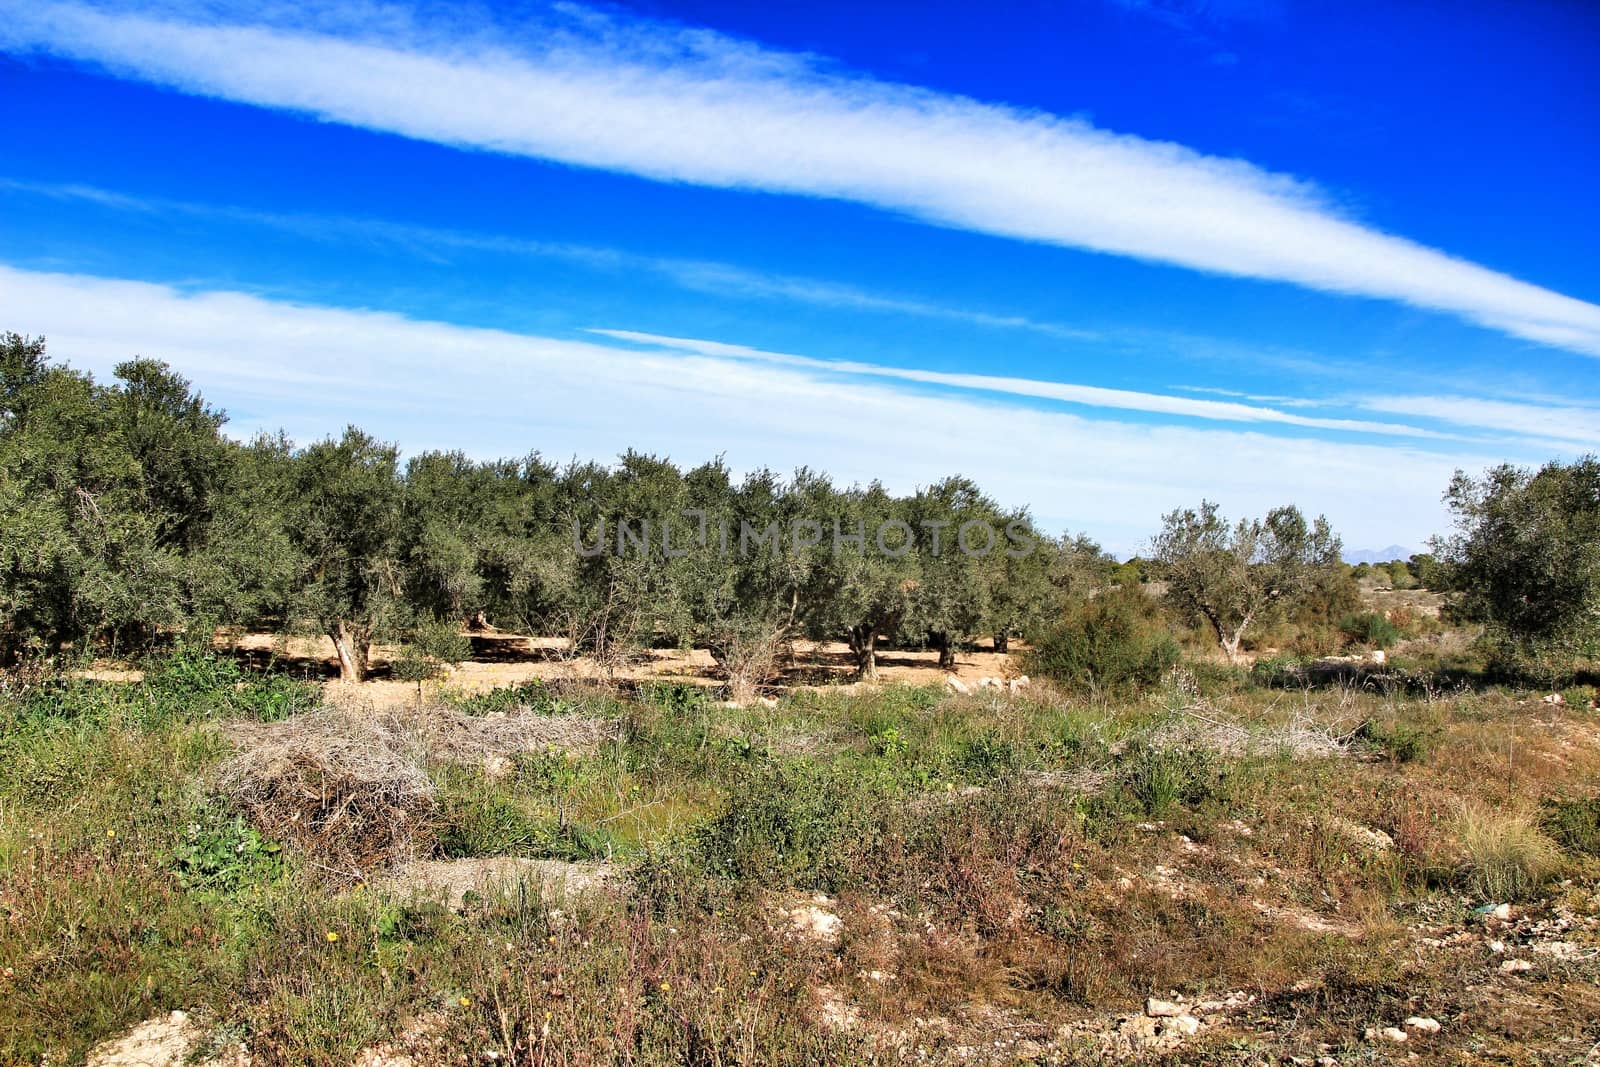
1380, 1027, 1408, 1043
1164, 1015, 1201, 1036
944, 676, 971, 695
1492, 903, 1513, 920
1499, 958, 1533, 974
1145, 998, 1185, 1018
1404, 1016, 1441, 1034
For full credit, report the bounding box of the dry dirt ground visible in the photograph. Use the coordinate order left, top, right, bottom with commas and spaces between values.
87, 632, 1021, 710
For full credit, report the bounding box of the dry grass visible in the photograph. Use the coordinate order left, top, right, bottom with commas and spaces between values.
415, 704, 616, 764
1454, 802, 1563, 902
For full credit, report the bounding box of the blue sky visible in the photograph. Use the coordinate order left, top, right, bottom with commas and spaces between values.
0, 0, 1596, 554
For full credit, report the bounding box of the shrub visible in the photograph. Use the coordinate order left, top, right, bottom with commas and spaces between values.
1339, 611, 1400, 650
1027, 588, 1179, 697
173, 804, 282, 893
690, 763, 875, 889
390, 619, 471, 702
447, 678, 560, 716
1355, 718, 1435, 763
1456, 805, 1562, 902
1119, 744, 1224, 816
142, 644, 319, 722
640, 681, 710, 716
1541, 795, 1600, 857
435, 775, 606, 861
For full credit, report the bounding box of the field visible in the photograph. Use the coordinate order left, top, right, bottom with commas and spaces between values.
3, 588, 1599, 1067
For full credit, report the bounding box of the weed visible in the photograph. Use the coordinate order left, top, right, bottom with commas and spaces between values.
1456, 804, 1562, 902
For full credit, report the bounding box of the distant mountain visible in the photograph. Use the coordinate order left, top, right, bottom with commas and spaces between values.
1343, 545, 1414, 565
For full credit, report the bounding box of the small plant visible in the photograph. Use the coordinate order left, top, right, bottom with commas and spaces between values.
1356, 718, 1434, 763
1121, 744, 1222, 816
392, 619, 472, 705
1456, 804, 1562, 902
640, 681, 710, 716
448, 678, 559, 716
173, 804, 282, 893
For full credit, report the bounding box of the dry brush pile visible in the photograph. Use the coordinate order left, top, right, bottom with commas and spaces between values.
214, 703, 616, 877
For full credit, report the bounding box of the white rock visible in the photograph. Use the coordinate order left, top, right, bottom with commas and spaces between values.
1380, 1027, 1408, 1043
1488, 939, 1506, 953
786, 903, 843, 943
1145, 998, 1185, 1018
944, 676, 971, 695
1499, 958, 1533, 974
1163, 1015, 1201, 1036
1492, 903, 1513, 921
1370, 649, 1386, 664
1404, 1016, 1441, 1034
86, 1012, 205, 1067
1542, 692, 1564, 705
1008, 675, 1031, 694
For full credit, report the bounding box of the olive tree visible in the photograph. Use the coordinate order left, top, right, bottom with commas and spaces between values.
288, 428, 407, 682
1436, 457, 1600, 665
803, 481, 919, 679
1152, 501, 1341, 663
904, 477, 1004, 670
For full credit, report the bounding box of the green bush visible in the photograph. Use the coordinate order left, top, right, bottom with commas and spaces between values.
1541, 795, 1600, 857
142, 645, 318, 722
436, 775, 607, 861
173, 804, 282, 894
447, 678, 560, 716
1339, 611, 1400, 650
1119, 744, 1225, 816
1355, 719, 1434, 763
690, 764, 875, 889
1026, 588, 1179, 697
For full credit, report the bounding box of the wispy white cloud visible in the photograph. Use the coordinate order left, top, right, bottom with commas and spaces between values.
3, 2, 1598, 356
591, 328, 1452, 440
0, 261, 1530, 552
1358, 394, 1600, 454
0, 177, 1100, 341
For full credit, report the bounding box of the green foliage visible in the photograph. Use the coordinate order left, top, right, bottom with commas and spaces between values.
174, 805, 282, 893
390, 619, 471, 699
446, 678, 560, 716
1027, 586, 1179, 696
1355, 718, 1435, 763
1340, 611, 1401, 650
1407, 552, 1452, 591
640, 680, 710, 716
1118, 744, 1225, 816
435, 773, 608, 861
1540, 795, 1600, 857
689, 763, 875, 889
141, 644, 319, 722
1438, 457, 1600, 668
0, 337, 254, 660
